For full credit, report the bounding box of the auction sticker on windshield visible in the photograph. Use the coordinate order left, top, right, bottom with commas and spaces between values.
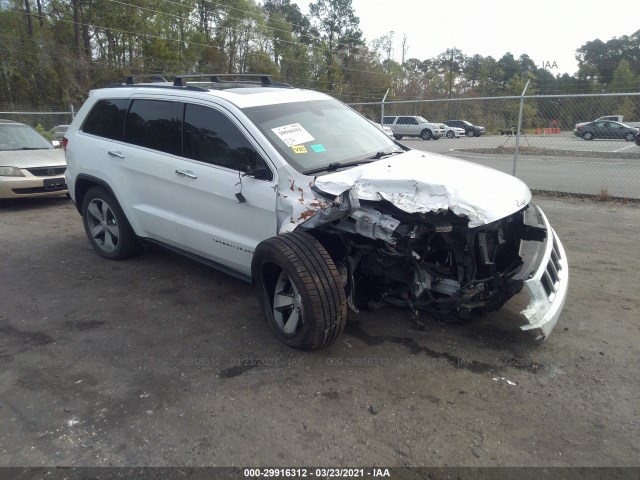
271, 123, 315, 147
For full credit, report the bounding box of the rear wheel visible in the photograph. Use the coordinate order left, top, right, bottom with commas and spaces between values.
420, 129, 432, 140
583, 131, 594, 140
81, 186, 139, 260
252, 232, 347, 350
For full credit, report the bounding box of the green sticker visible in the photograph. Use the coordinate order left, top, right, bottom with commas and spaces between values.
311, 144, 326, 153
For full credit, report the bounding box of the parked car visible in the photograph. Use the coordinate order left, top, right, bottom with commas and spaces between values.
64, 74, 568, 350
0, 119, 67, 198
49, 124, 70, 141
443, 124, 465, 138
382, 115, 445, 140
444, 120, 485, 137
573, 121, 639, 141
575, 115, 640, 130
368, 119, 394, 138
635, 131, 640, 147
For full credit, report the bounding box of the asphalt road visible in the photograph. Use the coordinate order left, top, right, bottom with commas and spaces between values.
1, 195, 639, 468
401, 134, 640, 198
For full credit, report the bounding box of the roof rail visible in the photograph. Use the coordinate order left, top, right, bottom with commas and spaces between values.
124, 75, 169, 85
173, 73, 291, 88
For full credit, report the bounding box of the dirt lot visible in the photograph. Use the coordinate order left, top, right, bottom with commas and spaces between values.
1, 195, 639, 468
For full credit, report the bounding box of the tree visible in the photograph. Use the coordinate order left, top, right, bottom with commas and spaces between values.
609, 59, 637, 92
308, 0, 363, 90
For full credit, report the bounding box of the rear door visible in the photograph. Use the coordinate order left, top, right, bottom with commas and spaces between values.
396, 116, 418, 136
118, 98, 277, 277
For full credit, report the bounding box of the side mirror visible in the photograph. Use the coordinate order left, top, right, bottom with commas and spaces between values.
242, 165, 272, 181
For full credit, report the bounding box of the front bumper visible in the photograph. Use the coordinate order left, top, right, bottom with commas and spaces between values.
519, 208, 569, 341
0, 174, 67, 198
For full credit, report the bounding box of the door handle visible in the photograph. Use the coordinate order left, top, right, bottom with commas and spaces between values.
175, 169, 198, 179
108, 151, 125, 158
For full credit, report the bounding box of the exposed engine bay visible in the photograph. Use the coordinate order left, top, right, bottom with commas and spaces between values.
311, 200, 549, 323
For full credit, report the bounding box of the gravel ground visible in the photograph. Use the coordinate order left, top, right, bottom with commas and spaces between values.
0, 195, 639, 468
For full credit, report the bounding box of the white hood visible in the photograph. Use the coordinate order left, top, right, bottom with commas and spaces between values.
313, 150, 531, 227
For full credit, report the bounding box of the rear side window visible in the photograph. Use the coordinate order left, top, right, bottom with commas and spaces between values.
382, 117, 395, 125
124, 100, 183, 156
82, 99, 128, 140
397, 117, 417, 125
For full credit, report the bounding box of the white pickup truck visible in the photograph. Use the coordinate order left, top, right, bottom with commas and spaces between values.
576, 115, 640, 129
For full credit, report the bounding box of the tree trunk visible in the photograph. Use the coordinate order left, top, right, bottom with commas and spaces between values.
72, 0, 81, 56
35, 0, 44, 28
24, 0, 33, 36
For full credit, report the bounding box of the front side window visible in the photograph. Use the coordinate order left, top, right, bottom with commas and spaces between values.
82, 99, 128, 141
243, 99, 401, 175
183, 104, 270, 178
124, 100, 183, 155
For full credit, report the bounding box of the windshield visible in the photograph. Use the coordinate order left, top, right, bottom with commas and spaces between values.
0, 124, 53, 151
242, 99, 403, 175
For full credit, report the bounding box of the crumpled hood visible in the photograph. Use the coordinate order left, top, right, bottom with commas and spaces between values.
313, 149, 531, 227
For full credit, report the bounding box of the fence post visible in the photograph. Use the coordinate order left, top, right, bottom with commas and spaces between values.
513, 79, 530, 177
380, 88, 389, 125
70, 104, 75, 120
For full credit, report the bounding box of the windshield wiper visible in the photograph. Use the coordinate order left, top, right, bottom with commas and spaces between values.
303, 151, 403, 175
304, 160, 374, 175
365, 150, 403, 160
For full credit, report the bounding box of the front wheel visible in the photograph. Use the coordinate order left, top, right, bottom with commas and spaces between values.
624, 132, 635, 141
583, 131, 594, 140
420, 129, 432, 140
446, 130, 455, 138
252, 232, 347, 350
81, 186, 139, 260
466, 130, 475, 137
393, 134, 403, 140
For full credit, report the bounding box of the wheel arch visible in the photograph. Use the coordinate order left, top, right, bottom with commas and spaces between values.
74, 174, 117, 214
75, 175, 138, 239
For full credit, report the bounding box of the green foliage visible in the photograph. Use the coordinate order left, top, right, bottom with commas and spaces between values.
0, 2, 638, 108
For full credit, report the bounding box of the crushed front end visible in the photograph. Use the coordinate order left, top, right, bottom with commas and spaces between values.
297, 197, 568, 341
276, 152, 569, 341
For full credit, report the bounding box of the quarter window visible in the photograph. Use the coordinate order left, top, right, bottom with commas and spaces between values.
124, 100, 183, 156
82, 99, 128, 140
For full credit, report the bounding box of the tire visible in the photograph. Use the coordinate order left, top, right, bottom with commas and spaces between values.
446, 130, 455, 138
393, 134, 403, 140
474, 131, 481, 137
420, 129, 432, 140
624, 132, 635, 141
583, 131, 594, 140
466, 130, 475, 137
81, 186, 139, 260
252, 232, 347, 350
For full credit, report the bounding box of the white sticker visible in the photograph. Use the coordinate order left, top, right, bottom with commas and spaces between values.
271, 123, 315, 147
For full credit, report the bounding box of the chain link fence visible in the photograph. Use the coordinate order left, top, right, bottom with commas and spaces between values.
3, 94, 639, 198
350, 93, 640, 199
0, 105, 76, 140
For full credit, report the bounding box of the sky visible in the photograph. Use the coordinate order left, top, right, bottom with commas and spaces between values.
292, 0, 639, 76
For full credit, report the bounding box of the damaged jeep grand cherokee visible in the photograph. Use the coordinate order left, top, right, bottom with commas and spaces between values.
64, 74, 568, 351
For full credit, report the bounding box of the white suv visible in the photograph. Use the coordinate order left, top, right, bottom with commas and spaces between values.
64, 74, 568, 350
382, 116, 446, 140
